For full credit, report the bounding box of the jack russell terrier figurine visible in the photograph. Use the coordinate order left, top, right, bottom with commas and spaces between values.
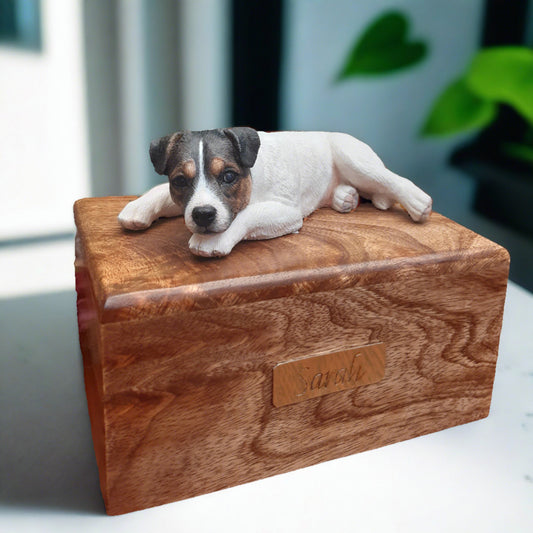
118, 128, 432, 257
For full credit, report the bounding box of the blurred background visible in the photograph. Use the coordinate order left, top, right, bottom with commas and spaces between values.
0, 0, 532, 296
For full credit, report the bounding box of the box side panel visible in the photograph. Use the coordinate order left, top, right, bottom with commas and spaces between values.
74, 234, 108, 503
99, 249, 509, 515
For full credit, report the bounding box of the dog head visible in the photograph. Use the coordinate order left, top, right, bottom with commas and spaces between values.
149, 127, 260, 234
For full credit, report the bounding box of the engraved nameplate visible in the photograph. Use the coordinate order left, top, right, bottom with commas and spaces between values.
272, 343, 386, 407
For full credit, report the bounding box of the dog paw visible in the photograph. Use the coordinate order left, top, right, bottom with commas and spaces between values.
402, 192, 433, 222
371, 194, 394, 211
332, 185, 359, 213
188, 233, 235, 257
118, 200, 154, 230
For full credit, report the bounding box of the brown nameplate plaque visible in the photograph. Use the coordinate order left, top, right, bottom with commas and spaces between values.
273, 343, 386, 407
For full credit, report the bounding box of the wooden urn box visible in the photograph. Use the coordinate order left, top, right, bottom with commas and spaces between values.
74, 197, 509, 515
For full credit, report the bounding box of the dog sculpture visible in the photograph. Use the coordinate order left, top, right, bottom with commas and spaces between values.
118, 128, 432, 257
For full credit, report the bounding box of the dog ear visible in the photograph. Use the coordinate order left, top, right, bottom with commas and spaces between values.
149, 132, 183, 175
223, 127, 260, 168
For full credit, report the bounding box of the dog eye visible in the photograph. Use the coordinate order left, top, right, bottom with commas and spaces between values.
222, 170, 237, 184
171, 176, 188, 188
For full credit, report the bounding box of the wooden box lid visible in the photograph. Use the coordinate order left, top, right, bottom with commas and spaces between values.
74, 196, 509, 323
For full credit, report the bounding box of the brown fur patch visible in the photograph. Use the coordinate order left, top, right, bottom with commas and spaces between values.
210, 157, 226, 176
226, 173, 252, 215
169, 159, 196, 180
183, 160, 196, 179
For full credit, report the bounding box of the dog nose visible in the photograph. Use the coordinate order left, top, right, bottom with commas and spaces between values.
192, 205, 217, 227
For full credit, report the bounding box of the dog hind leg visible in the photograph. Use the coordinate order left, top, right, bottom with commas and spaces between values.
370, 193, 393, 211
329, 132, 432, 222
373, 168, 432, 221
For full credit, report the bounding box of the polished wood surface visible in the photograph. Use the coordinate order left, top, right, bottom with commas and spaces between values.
74, 196, 505, 321
74, 196, 509, 515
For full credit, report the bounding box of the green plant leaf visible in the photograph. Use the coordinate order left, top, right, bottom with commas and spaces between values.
421, 78, 497, 136
337, 10, 428, 80
466, 47, 533, 125
503, 142, 533, 165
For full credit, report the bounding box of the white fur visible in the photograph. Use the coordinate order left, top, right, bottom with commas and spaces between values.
183, 140, 232, 233
117, 182, 182, 230
118, 131, 432, 257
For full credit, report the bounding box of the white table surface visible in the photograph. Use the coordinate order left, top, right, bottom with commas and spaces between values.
1, 280, 532, 533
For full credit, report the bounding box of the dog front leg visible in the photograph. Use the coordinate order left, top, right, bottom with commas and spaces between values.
118, 183, 182, 230
189, 202, 303, 257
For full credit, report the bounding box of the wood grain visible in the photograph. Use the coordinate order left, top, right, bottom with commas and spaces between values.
74, 196, 510, 515
74, 197, 506, 320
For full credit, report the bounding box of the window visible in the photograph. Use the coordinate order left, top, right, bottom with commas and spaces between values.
0, 0, 41, 50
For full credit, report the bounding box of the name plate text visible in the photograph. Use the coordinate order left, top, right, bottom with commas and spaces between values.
273, 343, 386, 407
